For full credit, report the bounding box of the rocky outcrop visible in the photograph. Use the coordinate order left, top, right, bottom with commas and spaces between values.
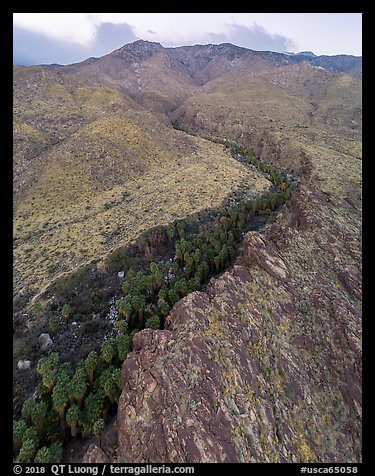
115, 185, 361, 463
82, 443, 110, 464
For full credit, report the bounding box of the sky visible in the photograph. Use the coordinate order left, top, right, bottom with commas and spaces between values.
13, 13, 362, 66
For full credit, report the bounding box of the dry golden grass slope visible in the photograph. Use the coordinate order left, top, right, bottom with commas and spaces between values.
13, 66, 271, 304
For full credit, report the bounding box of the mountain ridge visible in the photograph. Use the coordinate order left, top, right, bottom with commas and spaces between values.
62, 39, 362, 79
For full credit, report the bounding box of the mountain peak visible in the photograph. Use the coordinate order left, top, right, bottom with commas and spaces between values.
296, 51, 316, 57
132, 39, 162, 47
110, 39, 164, 61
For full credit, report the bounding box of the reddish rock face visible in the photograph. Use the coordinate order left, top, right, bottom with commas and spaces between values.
114, 185, 361, 464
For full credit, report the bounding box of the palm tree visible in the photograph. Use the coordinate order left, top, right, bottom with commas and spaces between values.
34, 446, 53, 463
100, 368, 121, 404
17, 438, 37, 463
71, 368, 87, 408
193, 249, 202, 267
48, 441, 63, 463
81, 391, 106, 437
116, 334, 131, 361
117, 297, 133, 323
166, 223, 175, 241
37, 353, 58, 389
21, 398, 36, 426
131, 294, 146, 327
116, 319, 128, 335
198, 261, 209, 281
168, 287, 179, 306
177, 221, 186, 239
42, 369, 56, 390
61, 303, 72, 329
145, 315, 160, 330
84, 351, 98, 386
213, 255, 221, 273
52, 383, 69, 435
31, 401, 46, 436
157, 298, 170, 318
66, 404, 80, 438
93, 419, 105, 445
175, 242, 183, 261
13, 419, 27, 453
101, 339, 117, 365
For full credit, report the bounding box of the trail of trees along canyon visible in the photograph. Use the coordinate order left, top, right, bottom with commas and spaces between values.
13, 40, 362, 464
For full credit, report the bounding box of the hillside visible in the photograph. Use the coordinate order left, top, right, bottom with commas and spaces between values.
173, 62, 362, 200
14, 65, 270, 304
13, 40, 361, 464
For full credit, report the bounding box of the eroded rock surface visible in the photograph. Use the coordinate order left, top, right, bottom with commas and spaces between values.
82, 443, 110, 464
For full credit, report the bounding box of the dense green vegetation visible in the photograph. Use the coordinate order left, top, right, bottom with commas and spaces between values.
13, 147, 296, 462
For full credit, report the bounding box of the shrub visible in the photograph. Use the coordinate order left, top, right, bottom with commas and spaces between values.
48, 315, 60, 334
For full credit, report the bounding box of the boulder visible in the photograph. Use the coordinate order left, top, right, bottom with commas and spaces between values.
38, 333, 52, 351
17, 359, 31, 371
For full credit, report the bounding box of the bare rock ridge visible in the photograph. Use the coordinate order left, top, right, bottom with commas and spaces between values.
113, 185, 361, 463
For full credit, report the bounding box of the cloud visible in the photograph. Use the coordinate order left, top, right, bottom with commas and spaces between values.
13, 15, 296, 66
207, 23, 296, 53
93, 22, 138, 54
13, 13, 99, 46
13, 22, 138, 65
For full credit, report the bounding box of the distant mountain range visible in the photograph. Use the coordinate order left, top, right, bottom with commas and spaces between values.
67, 40, 361, 78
